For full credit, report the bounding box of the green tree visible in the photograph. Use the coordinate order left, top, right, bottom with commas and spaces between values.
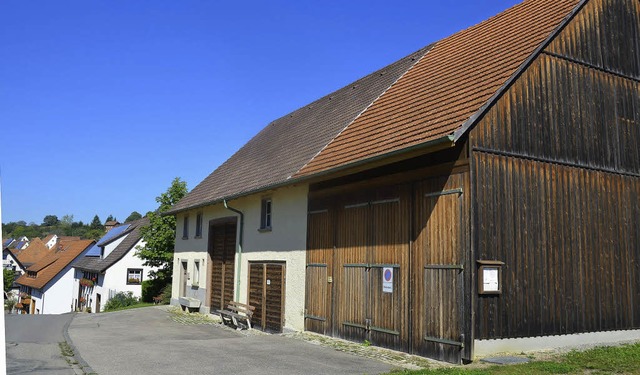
105, 214, 116, 223
125, 211, 142, 223
83, 228, 104, 240
42, 215, 59, 226
90, 215, 103, 230
4, 269, 15, 293
137, 177, 188, 280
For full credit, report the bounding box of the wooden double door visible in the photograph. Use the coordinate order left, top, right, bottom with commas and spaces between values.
249, 262, 285, 332
208, 218, 237, 312
305, 173, 469, 363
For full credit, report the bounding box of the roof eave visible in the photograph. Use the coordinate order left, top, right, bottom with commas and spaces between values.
163, 134, 456, 216
453, 0, 588, 142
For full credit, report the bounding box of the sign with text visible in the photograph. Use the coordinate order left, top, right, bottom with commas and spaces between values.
382, 267, 393, 293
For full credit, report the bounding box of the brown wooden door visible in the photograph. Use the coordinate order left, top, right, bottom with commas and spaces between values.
96, 293, 101, 313
209, 219, 237, 311
249, 262, 285, 333
335, 203, 369, 343
412, 178, 465, 363
305, 209, 333, 335
368, 196, 409, 352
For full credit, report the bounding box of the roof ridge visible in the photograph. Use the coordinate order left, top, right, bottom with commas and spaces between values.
292, 44, 434, 177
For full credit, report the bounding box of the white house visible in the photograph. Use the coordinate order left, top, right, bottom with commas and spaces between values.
15, 239, 95, 314
73, 217, 156, 313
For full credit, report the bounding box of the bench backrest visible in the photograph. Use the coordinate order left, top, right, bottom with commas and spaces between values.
227, 301, 255, 318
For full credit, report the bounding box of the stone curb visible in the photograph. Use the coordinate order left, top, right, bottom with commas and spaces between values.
62, 312, 96, 375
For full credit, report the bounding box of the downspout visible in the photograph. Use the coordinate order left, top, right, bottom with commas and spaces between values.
223, 199, 243, 301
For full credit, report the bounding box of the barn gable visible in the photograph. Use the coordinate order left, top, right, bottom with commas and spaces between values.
470, 0, 640, 340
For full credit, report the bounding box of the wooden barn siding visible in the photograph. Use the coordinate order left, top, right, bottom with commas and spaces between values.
306, 166, 472, 363
470, 0, 640, 339
473, 153, 640, 338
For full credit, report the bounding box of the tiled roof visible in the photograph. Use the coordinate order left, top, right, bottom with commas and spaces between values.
74, 217, 149, 273
297, 0, 581, 175
42, 234, 55, 244
168, 0, 582, 214
166, 45, 432, 214
16, 239, 95, 290
16, 238, 53, 267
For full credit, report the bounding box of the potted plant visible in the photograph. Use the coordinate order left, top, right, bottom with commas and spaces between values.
79, 278, 94, 287
20, 292, 32, 305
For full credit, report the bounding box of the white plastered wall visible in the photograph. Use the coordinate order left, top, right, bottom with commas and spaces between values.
73, 238, 158, 312
102, 239, 154, 297
172, 183, 309, 331
36, 265, 77, 314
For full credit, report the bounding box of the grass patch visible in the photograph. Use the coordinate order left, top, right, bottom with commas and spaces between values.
387, 342, 640, 374
103, 302, 154, 312
59, 341, 78, 365
564, 342, 640, 373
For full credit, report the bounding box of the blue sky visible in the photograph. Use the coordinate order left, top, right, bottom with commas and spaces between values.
1, 0, 520, 225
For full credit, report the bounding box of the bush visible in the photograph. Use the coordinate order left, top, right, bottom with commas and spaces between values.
160, 283, 172, 304
141, 278, 170, 303
104, 291, 138, 311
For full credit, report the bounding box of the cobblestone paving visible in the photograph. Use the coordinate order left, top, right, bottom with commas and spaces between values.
167, 306, 220, 325
283, 331, 437, 371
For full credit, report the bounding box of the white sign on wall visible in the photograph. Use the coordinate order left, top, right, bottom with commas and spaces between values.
482, 267, 499, 292
382, 267, 393, 293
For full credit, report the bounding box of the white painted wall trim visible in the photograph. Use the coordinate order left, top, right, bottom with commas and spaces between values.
474, 329, 640, 358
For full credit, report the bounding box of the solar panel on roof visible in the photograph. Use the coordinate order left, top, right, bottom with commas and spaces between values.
86, 224, 131, 256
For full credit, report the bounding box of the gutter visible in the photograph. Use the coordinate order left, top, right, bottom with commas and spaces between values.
165, 134, 455, 216
223, 199, 243, 302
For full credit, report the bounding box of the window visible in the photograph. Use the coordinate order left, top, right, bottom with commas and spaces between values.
195, 212, 203, 238
127, 269, 143, 285
260, 198, 272, 231
193, 260, 200, 286
182, 215, 189, 239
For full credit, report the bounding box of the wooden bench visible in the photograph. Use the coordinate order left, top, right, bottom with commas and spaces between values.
218, 301, 255, 329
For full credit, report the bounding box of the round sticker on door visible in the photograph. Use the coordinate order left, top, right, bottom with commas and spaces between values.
384, 269, 392, 281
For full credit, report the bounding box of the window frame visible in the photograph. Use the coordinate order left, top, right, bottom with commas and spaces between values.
195, 212, 203, 238
259, 198, 272, 232
182, 215, 189, 239
193, 260, 200, 286
126, 268, 143, 285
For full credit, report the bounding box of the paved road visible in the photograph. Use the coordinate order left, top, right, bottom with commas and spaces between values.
5, 313, 77, 375
68, 306, 395, 375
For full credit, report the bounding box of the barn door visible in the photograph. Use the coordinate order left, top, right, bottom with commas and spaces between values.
335, 202, 369, 343
333, 191, 409, 351
209, 219, 237, 311
368, 196, 409, 352
305, 209, 333, 335
249, 262, 285, 333
412, 181, 465, 363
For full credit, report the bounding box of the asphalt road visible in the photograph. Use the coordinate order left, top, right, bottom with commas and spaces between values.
68, 306, 395, 375
5, 313, 77, 375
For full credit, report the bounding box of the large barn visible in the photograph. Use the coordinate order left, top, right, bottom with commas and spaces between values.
167, 0, 639, 363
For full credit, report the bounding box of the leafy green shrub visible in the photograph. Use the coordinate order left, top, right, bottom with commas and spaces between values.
104, 291, 138, 311
160, 283, 172, 304
141, 278, 171, 303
